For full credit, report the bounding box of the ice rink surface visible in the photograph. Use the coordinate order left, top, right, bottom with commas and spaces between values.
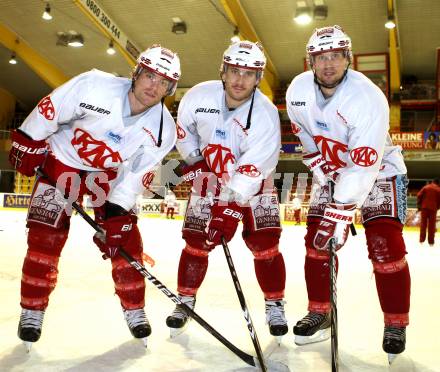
1, 210, 439, 372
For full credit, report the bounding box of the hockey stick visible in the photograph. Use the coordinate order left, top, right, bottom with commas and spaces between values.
35, 169, 288, 371
329, 238, 338, 372
221, 237, 267, 372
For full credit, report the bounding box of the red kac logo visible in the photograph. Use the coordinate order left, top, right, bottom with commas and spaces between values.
71, 129, 122, 169
38, 96, 55, 120
350, 146, 378, 167
202, 144, 235, 178
176, 123, 186, 140
290, 122, 301, 135
142, 172, 155, 188
313, 135, 348, 171
237, 164, 261, 178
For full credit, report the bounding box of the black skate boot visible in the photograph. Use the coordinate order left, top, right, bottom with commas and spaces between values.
18, 309, 45, 352
166, 295, 196, 337
123, 308, 151, 347
383, 325, 406, 364
293, 312, 330, 345
265, 300, 288, 344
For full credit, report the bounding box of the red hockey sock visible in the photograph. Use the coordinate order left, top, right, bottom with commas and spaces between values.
374, 265, 411, 323
304, 253, 338, 312
254, 253, 286, 299
111, 226, 145, 309
177, 248, 209, 296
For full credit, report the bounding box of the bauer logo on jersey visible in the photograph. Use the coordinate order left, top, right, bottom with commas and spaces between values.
195, 107, 220, 115
79, 102, 111, 115
291, 101, 306, 107
38, 96, 55, 120
215, 129, 227, 139
71, 129, 123, 169
237, 164, 261, 178
350, 146, 378, 167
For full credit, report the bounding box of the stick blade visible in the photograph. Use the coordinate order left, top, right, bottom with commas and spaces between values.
253, 357, 290, 372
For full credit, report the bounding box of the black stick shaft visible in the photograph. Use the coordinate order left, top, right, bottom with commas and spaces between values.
34, 168, 260, 368
221, 237, 267, 372
329, 238, 339, 372
350, 223, 357, 236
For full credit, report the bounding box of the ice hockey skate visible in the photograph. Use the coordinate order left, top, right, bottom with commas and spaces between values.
166, 295, 196, 338
265, 300, 288, 344
383, 325, 406, 364
123, 308, 151, 347
293, 312, 331, 345
18, 309, 45, 352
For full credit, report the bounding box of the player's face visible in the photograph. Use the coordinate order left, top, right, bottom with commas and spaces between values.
131, 69, 171, 110
223, 66, 259, 108
312, 51, 348, 87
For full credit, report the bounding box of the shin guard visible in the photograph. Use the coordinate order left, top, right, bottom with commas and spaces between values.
111, 225, 145, 310
365, 218, 411, 326
21, 224, 69, 310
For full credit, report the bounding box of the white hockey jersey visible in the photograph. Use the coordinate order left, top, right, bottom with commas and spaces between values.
164, 192, 177, 208
20, 69, 176, 210
176, 81, 281, 203
286, 69, 406, 206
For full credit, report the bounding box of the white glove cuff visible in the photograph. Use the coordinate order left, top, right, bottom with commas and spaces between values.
303, 153, 326, 171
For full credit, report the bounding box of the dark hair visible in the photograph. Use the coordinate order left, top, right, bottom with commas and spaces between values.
428, 132, 437, 141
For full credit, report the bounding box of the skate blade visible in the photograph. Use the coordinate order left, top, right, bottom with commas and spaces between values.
294, 328, 330, 346
388, 353, 398, 364
169, 323, 189, 338
139, 337, 148, 348
23, 341, 33, 353
274, 335, 283, 346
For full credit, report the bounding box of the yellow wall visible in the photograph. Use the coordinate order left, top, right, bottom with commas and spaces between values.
0, 88, 16, 130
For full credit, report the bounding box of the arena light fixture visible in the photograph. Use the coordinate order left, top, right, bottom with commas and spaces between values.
171, 17, 187, 34
57, 32, 84, 47
9, 52, 17, 65
385, 15, 396, 29
106, 40, 116, 55
294, 1, 312, 25
42, 3, 52, 21
67, 34, 84, 47
230, 27, 240, 43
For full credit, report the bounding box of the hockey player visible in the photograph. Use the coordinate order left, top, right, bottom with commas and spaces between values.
164, 189, 177, 219
166, 41, 288, 340
285, 25, 411, 362
8, 45, 180, 350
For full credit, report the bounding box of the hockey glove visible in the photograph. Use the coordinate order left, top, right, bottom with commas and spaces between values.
205, 202, 243, 247
313, 202, 356, 251
302, 151, 337, 186
182, 159, 218, 197
93, 214, 136, 259
9, 129, 47, 177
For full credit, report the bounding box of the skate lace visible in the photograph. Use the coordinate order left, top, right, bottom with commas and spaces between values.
171, 296, 195, 319
384, 326, 406, 341
299, 312, 327, 327
265, 300, 287, 326
124, 309, 148, 329
20, 309, 45, 328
